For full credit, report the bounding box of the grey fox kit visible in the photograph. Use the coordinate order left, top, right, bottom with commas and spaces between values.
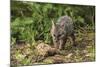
51, 15, 76, 50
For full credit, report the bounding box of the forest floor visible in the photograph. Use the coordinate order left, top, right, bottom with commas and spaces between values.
11, 28, 95, 66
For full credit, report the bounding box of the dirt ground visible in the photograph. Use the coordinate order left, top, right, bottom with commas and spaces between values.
11, 29, 95, 66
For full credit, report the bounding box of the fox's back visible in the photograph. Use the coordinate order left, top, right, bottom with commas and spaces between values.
56, 15, 74, 35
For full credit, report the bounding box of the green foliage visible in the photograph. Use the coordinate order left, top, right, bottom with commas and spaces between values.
11, 1, 95, 44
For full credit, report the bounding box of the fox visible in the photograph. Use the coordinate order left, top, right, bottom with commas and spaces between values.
51, 15, 76, 50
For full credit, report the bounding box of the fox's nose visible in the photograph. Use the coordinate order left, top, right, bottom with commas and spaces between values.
55, 40, 58, 42
55, 39, 59, 42
54, 39, 58, 42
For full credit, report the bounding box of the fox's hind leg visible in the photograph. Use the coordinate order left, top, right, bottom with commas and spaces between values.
71, 33, 76, 46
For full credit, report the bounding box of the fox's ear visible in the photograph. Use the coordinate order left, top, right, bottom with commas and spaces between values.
51, 20, 55, 28
51, 20, 55, 35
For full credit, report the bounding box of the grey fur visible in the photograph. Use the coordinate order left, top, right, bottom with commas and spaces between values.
51, 15, 75, 50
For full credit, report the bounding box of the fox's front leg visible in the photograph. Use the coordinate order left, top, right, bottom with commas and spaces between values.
53, 40, 59, 49
54, 43, 58, 49
59, 39, 66, 50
